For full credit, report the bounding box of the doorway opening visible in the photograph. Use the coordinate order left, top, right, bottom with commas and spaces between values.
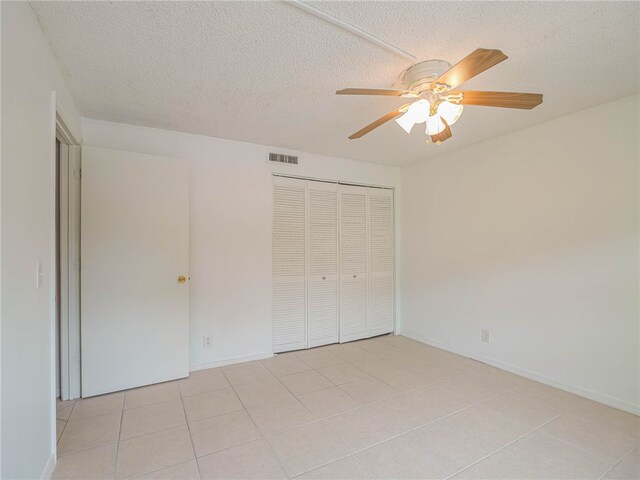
55, 113, 81, 403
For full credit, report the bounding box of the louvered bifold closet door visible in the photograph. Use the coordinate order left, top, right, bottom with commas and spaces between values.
367, 188, 394, 336
339, 185, 369, 342
273, 177, 307, 353
307, 182, 339, 348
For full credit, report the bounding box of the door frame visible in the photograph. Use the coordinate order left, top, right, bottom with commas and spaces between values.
271, 173, 396, 350
56, 111, 81, 400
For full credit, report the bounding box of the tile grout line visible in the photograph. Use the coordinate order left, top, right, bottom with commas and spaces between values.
346, 454, 379, 480
56, 338, 636, 480
178, 380, 204, 480
54, 354, 523, 479
181, 371, 358, 470
60, 388, 192, 460
240, 345, 522, 442
219, 367, 266, 441
443, 402, 585, 479
264, 366, 524, 440
288, 382, 527, 478
255, 360, 322, 478
112, 394, 125, 479
177, 354, 406, 474
128, 459, 198, 480
55, 399, 76, 447
221, 365, 293, 479
541, 428, 626, 466
83, 367, 549, 477
291, 346, 594, 476
56, 399, 124, 461
597, 445, 636, 480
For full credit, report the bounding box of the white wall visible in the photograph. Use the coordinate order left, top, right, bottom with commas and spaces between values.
81, 119, 402, 371
1, 2, 82, 479
401, 95, 640, 414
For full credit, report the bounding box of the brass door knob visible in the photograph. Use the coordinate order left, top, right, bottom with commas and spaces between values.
178, 275, 187, 284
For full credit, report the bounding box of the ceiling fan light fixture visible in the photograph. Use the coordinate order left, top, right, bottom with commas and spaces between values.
395, 99, 430, 134
425, 114, 445, 135
395, 111, 417, 134
337, 49, 543, 144
437, 101, 464, 126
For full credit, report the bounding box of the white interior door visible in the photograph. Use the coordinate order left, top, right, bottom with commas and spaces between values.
307, 181, 338, 347
339, 185, 368, 342
367, 188, 394, 336
272, 176, 307, 353
81, 146, 189, 397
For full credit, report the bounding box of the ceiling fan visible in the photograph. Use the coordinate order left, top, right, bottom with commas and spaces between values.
336, 48, 543, 144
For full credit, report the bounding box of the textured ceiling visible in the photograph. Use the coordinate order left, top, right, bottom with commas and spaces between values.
31, 1, 639, 166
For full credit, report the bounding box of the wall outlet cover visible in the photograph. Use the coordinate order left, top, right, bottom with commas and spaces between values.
482, 330, 490, 343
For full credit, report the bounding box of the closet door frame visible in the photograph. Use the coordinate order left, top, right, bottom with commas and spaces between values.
272, 174, 396, 352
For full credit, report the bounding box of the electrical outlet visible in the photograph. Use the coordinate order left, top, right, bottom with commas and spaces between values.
481, 330, 490, 343
203, 335, 213, 349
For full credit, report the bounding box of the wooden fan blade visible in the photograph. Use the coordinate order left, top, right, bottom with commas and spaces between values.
349, 103, 412, 139
450, 91, 543, 109
430, 118, 452, 144
433, 48, 508, 90
337, 88, 416, 97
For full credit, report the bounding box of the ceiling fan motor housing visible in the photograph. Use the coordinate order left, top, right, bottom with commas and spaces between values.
401, 59, 452, 91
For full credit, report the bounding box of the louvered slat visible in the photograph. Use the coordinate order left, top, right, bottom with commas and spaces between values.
339, 186, 368, 342
340, 192, 367, 274
273, 185, 306, 276
367, 189, 394, 336
273, 178, 395, 351
307, 183, 338, 347
340, 275, 367, 340
367, 275, 393, 336
273, 178, 306, 352
308, 189, 338, 276
369, 194, 393, 274
273, 279, 306, 352
308, 276, 338, 347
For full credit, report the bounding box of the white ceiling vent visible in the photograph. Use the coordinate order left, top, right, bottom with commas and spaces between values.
268, 152, 299, 166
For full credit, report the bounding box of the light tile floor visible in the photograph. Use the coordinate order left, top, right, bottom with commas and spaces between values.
54, 335, 640, 479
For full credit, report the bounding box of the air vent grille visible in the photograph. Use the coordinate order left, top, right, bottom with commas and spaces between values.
269, 152, 299, 165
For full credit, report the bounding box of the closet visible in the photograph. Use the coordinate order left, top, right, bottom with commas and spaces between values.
272, 176, 394, 353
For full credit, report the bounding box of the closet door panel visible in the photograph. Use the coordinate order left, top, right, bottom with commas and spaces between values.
273, 277, 306, 351
339, 274, 367, 342
308, 275, 338, 347
340, 190, 367, 274
367, 189, 394, 336
273, 177, 306, 352
307, 183, 338, 347
339, 186, 368, 342
367, 275, 393, 336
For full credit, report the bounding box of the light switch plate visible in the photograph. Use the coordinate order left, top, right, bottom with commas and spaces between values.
36, 262, 43, 289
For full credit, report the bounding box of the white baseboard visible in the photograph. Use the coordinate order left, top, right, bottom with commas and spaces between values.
189, 351, 273, 372
400, 329, 640, 416
41, 452, 56, 480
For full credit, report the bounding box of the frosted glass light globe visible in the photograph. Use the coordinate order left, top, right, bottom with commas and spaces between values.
395, 99, 430, 134
425, 114, 445, 135
437, 101, 464, 126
